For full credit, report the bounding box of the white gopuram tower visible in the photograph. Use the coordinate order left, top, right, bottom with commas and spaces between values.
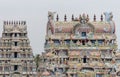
0, 21, 36, 77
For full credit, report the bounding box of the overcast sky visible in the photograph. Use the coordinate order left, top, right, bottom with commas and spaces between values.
0, 0, 120, 55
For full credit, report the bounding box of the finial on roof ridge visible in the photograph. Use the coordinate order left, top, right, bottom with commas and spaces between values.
87, 14, 89, 22
64, 14, 67, 21
72, 14, 74, 21
56, 14, 59, 21
94, 14, 96, 22
101, 14, 103, 21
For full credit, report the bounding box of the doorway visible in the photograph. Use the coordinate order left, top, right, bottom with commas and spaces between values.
83, 56, 87, 63
14, 65, 18, 71
14, 52, 18, 58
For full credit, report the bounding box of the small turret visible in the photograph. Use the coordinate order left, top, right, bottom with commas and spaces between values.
86, 14, 89, 22
94, 14, 96, 21
79, 14, 82, 21
101, 14, 103, 21
64, 14, 67, 21
56, 14, 59, 21
3, 21, 6, 25
72, 14, 74, 21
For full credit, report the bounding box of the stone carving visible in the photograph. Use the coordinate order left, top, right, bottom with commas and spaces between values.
47, 11, 56, 35
104, 12, 115, 34
104, 12, 113, 22
80, 14, 89, 24
48, 11, 56, 21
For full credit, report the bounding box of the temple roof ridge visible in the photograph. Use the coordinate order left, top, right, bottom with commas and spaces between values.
3, 20, 26, 25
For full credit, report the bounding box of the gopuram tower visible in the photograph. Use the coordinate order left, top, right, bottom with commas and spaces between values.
0, 21, 36, 77
40, 12, 118, 77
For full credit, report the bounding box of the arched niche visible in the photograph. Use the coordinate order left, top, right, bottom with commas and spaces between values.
73, 23, 95, 36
